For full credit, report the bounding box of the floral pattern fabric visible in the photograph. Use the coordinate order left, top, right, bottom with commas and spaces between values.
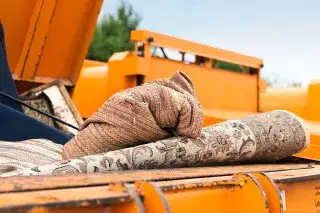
0, 110, 310, 177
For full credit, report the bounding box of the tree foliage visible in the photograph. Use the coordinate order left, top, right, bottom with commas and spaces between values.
264, 76, 279, 86
86, 1, 141, 61
264, 76, 302, 87
287, 81, 302, 87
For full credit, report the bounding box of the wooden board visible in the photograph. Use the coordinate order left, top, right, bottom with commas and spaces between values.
0, 163, 311, 193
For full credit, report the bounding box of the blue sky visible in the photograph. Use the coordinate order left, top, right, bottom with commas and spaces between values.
99, 0, 320, 86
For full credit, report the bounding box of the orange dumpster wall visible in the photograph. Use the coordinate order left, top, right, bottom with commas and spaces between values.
73, 56, 259, 119
260, 80, 320, 123
0, 0, 38, 72
0, 0, 103, 86
305, 80, 320, 122
260, 87, 307, 118
144, 57, 258, 113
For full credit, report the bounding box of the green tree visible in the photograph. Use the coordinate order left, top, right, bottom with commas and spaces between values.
263, 76, 302, 87
86, 1, 141, 61
263, 76, 279, 86
287, 81, 302, 87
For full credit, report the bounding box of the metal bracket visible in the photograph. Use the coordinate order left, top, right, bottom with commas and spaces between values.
109, 182, 145, 213
233, 172, 284, 213
252, 172, 285, 213
124, 183, 146, 213
232, 173, 269, 213
135, 181, 171, 213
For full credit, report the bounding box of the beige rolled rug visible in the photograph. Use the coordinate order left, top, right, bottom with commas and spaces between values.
0, 110, 309, 177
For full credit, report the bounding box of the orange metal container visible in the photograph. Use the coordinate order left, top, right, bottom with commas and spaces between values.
72, 30, 264, 119
0, 163, 319, 213
0, 0, 103, 88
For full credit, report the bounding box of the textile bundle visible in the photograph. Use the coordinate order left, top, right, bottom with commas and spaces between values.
0, 109, 309, 177
62, 71, 204, 160
0, 71, 310, 177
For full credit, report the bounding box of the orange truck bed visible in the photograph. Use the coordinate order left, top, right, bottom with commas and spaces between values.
0, 162, 319, 213
0, 1, 320, 212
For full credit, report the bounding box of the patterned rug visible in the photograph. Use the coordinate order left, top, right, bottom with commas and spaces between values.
21, 92, 60, 130
0, 72, 310, 177
0, 110, 309, 177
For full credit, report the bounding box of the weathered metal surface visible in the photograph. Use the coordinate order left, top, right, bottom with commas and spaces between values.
157, 176, 236, 191
123, 184, 145, 213
0, 186, 130, 213
0, 176, 236, 213
136, 181, 171, 213
0, 164, 311, 193
267, 164, 320, 183
0, 165, 319, 213
275, 177, 320, 212
252, 172, 284, 213
231, 173, 269, 213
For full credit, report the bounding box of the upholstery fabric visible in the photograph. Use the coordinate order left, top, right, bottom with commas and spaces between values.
22, 92, 59, 129
62, 71, 204, 160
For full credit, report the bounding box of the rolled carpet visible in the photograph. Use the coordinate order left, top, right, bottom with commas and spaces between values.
1, 109, 309, 177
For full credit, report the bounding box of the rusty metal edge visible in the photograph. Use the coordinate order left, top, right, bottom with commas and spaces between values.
0, 195, 130, 213
274, 173, 320, 183
146, 182, 171, 213
244, 173, 269, 210
257, 172, 284, 212
0, 164, 312, 194
124, 183, 145, 213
